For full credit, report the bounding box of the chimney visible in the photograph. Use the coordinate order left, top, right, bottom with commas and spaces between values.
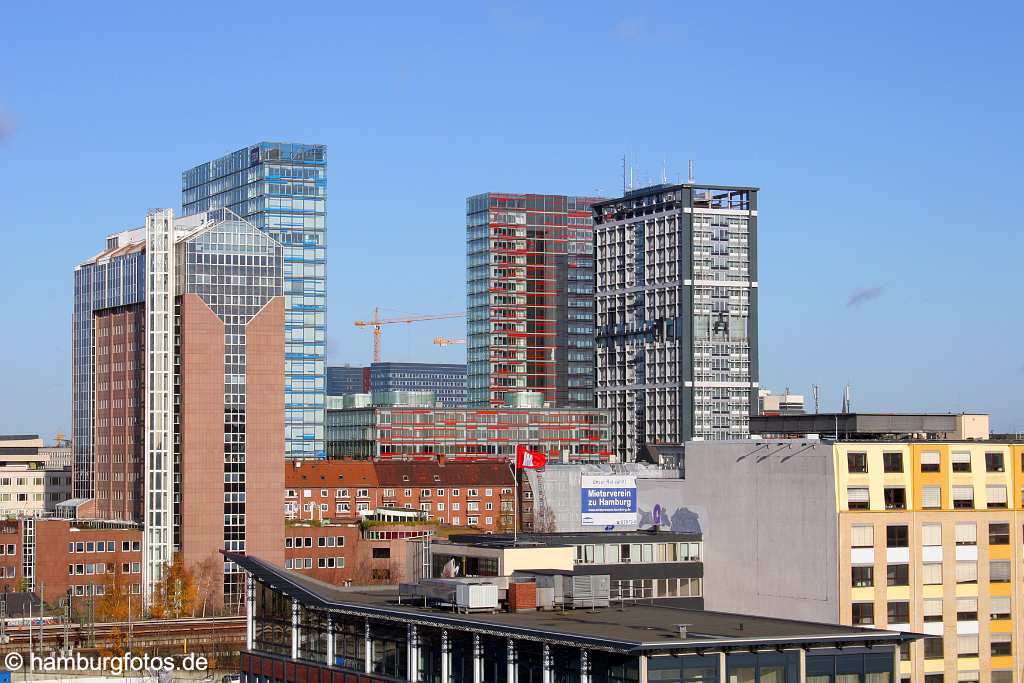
675, 624, 690, 639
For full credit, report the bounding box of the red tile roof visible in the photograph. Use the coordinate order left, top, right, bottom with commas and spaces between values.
284, 459, 513, 488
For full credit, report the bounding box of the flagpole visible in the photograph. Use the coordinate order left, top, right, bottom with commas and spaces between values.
512, 450, 518, 546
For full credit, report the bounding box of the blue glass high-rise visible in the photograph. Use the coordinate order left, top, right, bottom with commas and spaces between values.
182, 142, 327, 459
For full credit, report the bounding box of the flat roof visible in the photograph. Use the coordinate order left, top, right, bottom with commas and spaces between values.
445, 530, 701, 548
749, 413, 994, 438
230, 553, 915, 654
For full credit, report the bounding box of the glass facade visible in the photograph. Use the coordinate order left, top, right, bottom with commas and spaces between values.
182, 142, 326, 459
72, 238, 146, 500
176, 209, 283, 601
466, 193, 598, 409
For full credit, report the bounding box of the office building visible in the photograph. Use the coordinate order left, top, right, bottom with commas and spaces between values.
327, 365, 369, 396
437, 531, 704, 607
182, 142, 327, 459
751, 412, 991, 441
327, 363, 467, 407
234, 550, 915, 683
593, 184, 759, 461
0, 435, 72, 516
73, 208, 285, 605
466, 193, 599, 409
663, 437, 1024, 683
758, 389, 806, 416
326, 393, 612, 463
370, 362, 466, 407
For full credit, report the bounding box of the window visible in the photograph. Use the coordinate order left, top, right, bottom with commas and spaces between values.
992, 673, 1012, 683
956, 598, 977, 621
924, 638, 944, 660
922, 563, 942, 584
987, 485, 1008, 508
852, 566, 873, 587
924, 676, 943, 683
920, 451, 940, 472
955, 561, 977, 584
886, 525, 908, 548
923, 599, 943, 622
986, 452, 1005, 472
922, 486, 941, 509
957, 635, 978, 658
372, 548, 390, 559
884, 487, 907, 510
951, 451, 971, 472
991, 634, 1015, 655
991, 596, 1011, 620
851, 602, 874, 625
851, 525, 874, 547
887, 564, 909, 586
952, 486, 974, 509
320, 489, 328, 498
955, 522, 977, 545
883, 452, 903, 473
989, 522, 1010, 545
848, 452, 867, 473
990, 560, 1011, 583
847, 487, 870, 509
887, 601, 910, 624
922, 523, 941, 546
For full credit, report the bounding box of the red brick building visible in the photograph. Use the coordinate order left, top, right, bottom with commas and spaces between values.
284, 459, 515, 531
0, 518, 143, 600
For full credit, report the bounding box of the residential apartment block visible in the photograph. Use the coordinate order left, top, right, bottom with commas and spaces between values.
466, 192, 599, 409
0, 435, 72, 516
73, 208, 285, 605
183, 142, 327, 459
668, 437, 1024, 683
593, 184, 758, 461
284, 459, 514, 531
326, 398, 612, 463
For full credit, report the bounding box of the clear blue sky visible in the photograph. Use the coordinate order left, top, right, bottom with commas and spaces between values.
2, 0, 1022, 438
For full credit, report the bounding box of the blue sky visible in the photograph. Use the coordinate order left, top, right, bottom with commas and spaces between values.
2, 0, 1022, 438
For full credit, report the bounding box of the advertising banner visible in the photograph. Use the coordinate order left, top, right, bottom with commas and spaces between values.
581, 475, 637, 526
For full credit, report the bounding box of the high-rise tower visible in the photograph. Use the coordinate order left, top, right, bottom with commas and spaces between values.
466, 193, 599, 408
182, 142, 326, 459
594, 184, 759, 460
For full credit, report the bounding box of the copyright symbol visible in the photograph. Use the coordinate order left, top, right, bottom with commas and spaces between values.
5, 652, 23, 670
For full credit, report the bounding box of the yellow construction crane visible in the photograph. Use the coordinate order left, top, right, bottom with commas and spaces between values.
354, 308, 464, 362
433, 337, 466, 347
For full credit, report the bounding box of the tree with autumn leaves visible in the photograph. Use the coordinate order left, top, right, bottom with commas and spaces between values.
148, 553, 198, 619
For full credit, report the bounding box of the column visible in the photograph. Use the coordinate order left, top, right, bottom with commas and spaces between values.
542, 643, 552, 683
326, 615, 334, 667
799, 648, 807, 683
639, 654, 648, 683
441, 629, 450, 683
507, 638, 516, 683
408, 624, 418, 683
245, 575, 255, 651
718, 652, 727, 683
580, 649, 591, 683
290, 599, 299, 660
364, 619, 372, 674
473, 633, 482, 683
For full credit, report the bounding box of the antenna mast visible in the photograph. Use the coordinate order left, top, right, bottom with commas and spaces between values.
688, 160, 695, 183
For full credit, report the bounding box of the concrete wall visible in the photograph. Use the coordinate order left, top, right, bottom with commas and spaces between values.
654, 440, 841, 622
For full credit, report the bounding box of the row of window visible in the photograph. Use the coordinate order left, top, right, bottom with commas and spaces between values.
847, 484, 1010, 510
847, 450, 1011, 474
285, 536, 345, 548
285, 557, 345, 570
852, 560, 1009, 586
852, 522, 1014, 547
575, 542, 701, 564
68, 540, 140, 553
287, 487, 507, 499
68, 562, 140, 575
897, 633, 1010, 662
69, 582, 142, 596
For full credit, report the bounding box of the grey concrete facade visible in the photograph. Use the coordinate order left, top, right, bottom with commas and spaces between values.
659, 439, 840, 623
593, 184, 759, 461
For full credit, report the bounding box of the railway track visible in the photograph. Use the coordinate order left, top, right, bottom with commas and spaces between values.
0, 616, 245, 652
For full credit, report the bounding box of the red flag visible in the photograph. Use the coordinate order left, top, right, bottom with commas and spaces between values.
516, 444, 547, 469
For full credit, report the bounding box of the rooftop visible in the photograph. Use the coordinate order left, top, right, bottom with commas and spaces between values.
749, 412, 993, 441
444, 529, 700, 548
230, 553, 915, 653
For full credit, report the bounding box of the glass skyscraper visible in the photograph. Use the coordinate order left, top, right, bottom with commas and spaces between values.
182, 142, 327, 459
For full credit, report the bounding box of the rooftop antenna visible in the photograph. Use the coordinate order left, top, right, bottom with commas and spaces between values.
661, 156, 668, 184
812, 385, 820, 414
688, 160, 695, 184
842, 384, 852, 414
622, 155, 627, 195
